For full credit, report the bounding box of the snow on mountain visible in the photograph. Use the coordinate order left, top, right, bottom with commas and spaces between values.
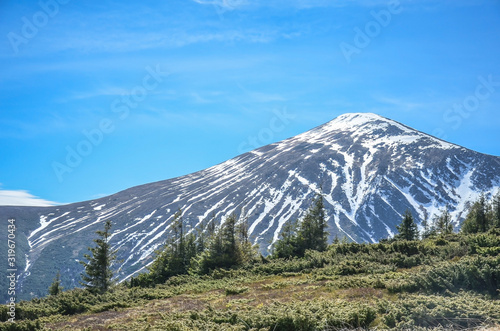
1, 112, 499, 300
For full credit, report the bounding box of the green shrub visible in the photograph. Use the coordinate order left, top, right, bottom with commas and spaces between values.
0, 320, 41, 331
224, 287, 248, 296
391, 256, 500, 295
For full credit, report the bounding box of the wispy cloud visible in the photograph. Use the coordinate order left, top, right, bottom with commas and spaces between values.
192, 0, 248, 10
68, 87, 133, 100
237, 84, 288, 103
372, 95, 425, 112
0, 189, 57, 207
190, 0, 485, 12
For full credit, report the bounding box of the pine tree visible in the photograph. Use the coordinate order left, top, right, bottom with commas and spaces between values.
273, 193, 328, 258
168, 210, 186, 276
419, 207, 432, 239
80, 220, 117, 293
461, 193, 495, 234
148, 210, 199, 283
395, 210, 419, 241
236, 212, 256, 264
48, 271, 63, 296
492, 191, 500, 228
476, 194, 489, 232
310, 194, 328, 252
219, 214, 238, 268
207, 212, 217, 237
272, 219, 298, 258
434, 207, 453, 235
193, 213, 256, 274
296, 193, 328, 255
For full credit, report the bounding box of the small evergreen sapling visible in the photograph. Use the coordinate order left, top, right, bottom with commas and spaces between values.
395, 210, 419, 241
48, 271, 63, 296
80, 220, 117, 293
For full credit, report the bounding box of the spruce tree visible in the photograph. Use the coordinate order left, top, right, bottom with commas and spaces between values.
395, 210, 419, 241
219, 213, 238, 268
434, 207, 453, 235
492, 191, 500, 228
274, 193, 328, 258
272, 193, 328, 258
476, 194, 489, 232
298, 193, 327, 254
310, 194, 328, 252
148, 210, 198, 283
80, 220, 117, 293
48, 271, 63, 296
236, 213, 255, 264
419, 207, 432, 239
462, 193, 495, 234
193, 213, 256, 274
272, 219, 298, 258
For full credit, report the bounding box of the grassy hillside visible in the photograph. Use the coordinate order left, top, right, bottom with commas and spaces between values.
0, 229, 499, 330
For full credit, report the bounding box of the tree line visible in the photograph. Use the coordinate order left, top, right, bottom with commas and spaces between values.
49, 190, 500, 294
394, 191, 500, 242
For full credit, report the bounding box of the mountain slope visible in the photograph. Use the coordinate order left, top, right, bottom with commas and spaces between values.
1, 112, 499, 300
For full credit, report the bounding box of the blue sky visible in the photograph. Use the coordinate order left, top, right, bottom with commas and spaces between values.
1, 0, 499, 206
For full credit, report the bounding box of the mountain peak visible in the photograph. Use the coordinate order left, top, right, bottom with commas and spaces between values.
333, 112, 385, 123
295, 112, 458, 151
323, 112, 405, 132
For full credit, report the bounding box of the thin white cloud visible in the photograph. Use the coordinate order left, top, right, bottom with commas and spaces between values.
373, 95, 425, 112
17, 29, 280, 56
0, 189, 57, 207
68, 87, 132, 100
192, 0, 248, 10
237, 83, 288, 103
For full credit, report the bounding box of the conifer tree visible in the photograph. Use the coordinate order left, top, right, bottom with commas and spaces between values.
395, 210, 419, 241
462, 193, 495, 233
434, 207, 453, 235
207, 212, 217, 237
296, 193, 328, 255
272, 219, 298, 258
196, 219, 207, 254
80, 220, 117, 293
273, 193, 328, 258
48, 271, 63, 296
218, 213, 238, 268
236, 212, 255, 264
492, 191, 500, 228
419, 207, 432, 239
193, 213, 256, 274
148, 210, 199, 284
475, 194, 489, 232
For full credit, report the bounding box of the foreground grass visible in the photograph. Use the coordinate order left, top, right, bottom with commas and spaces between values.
1, 231, 499, 330
43, 276, 498, 331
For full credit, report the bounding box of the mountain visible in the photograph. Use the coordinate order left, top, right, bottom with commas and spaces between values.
1, 112, 499, 301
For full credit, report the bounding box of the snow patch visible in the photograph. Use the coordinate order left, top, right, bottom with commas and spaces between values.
93, 204, 106, 211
